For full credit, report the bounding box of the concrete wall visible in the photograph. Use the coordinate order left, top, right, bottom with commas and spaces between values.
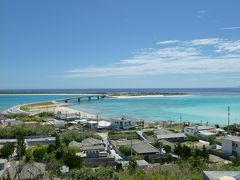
222, 139, 232, 156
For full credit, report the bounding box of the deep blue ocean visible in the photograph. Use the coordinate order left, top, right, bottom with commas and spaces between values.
0, 88, 240, 125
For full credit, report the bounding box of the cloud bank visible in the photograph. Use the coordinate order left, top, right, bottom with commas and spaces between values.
64, 38, 240, 78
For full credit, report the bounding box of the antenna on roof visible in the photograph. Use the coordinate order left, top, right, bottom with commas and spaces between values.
179, 113, 182, 130
227, 106, 230, 129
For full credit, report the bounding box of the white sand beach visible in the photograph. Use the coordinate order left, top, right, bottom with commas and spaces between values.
111, 94, 191, 99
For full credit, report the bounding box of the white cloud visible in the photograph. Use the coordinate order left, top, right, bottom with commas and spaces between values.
64, 38, 240, 78
221, 26, 240, 30
156, 40, 179, 45
197, 9, 208, 18
217, 40, 240, 53
190, 38, 220, 46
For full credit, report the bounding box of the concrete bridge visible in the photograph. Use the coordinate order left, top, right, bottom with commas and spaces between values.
59, 95, 107, 103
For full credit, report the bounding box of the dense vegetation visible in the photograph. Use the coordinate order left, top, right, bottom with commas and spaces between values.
61, 130, 102, 145
0, 142, 15, 159
0, 124, 55, 138
3, 112, 54, 122
224, 124, 240, 134
108, 131, 139, 140
119, 145, 132, 156
20, 102, 54, 111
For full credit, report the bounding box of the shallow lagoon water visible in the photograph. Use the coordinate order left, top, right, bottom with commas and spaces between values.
0, 89, 240, 125
71, 95, 240, 125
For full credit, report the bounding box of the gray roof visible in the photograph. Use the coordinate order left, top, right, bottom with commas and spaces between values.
199, 131, 217, 136
80, 138, 103, 147
158, 139, 175, 149
68, 141, 81, 148
136, 160, 149, 167
156, 133, 186, 140
18, 162, 46, 179
155, 129, 173, 135
132, 142, 159, 154
223, 136, 240, 143
81, 145, 105, 151
186, 126, 215, 131
203, 171, 240, 180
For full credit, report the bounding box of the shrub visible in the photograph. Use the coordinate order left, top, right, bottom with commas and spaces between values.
33, 146, 47, 162
0, 142, 15, 158
119, 145, 131, 156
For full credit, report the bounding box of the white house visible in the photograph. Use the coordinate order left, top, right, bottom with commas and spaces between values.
110, 117, 135, 130
97, 120, 111, 129
87, 121, 98, 129
184, 126, 215, 135
222, 136, 240, 159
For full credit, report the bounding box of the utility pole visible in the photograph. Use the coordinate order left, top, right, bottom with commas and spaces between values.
131, 138, 133, 160
179, 113, 182, 130
228, 106, 230, 130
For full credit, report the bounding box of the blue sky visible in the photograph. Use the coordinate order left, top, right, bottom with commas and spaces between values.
1, 0, 240, 89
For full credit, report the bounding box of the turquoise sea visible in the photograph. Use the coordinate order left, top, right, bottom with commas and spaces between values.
0, 88, 240, 125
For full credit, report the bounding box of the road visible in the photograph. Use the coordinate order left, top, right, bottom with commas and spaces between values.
137, 130, 151, 143
97, 132, 123, 161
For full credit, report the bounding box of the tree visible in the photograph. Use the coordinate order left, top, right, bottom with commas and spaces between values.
15, 129, 26, 160
166, 154, 173, 163
64, 152, 83, 169
0, 142, 15, 159
119, 146, 131, 156
128, 160, 137, 174
174, 144, 191, 159
116, 163, 123, 172
47, 144, 56, 154
55, 133, 61, 149
33, 146, 47, 162
25, 149, 32, 162
208, 136, 216, 145
163, 145, 171, 154
70, 167, 119, 180
200, 145, 209, 161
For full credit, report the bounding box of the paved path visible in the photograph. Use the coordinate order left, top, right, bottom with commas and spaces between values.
136, 130, 151, 143
97, 132, 123, 161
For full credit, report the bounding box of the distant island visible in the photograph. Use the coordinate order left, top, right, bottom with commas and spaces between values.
0, 91, 189, 97
108, 92, 188, 97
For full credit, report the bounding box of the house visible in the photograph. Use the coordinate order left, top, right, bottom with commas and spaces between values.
25, 136, 56, 147
0, 119, 22, 126
68, 140, 81, 149
49, 119, 66, 129
120, 160, 149, 170
18, 162, 46, 179
198, 131, 217, 141
98, 120, 111, 129
0, 160, 20, 180
87, 121, 98, 129
222, 136, 240, 159
71, 119, 88, 125
1, 161, 45, 180
55, 113, 79, 121
110, 117, 135, 130
116, 139, 160, 161
156, 133, 186, 142
0, 159, 7, 179
203, 171, 240, 180
132, 142, 160, 156
184, 126, 215, 135
78, 138, 115, 167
